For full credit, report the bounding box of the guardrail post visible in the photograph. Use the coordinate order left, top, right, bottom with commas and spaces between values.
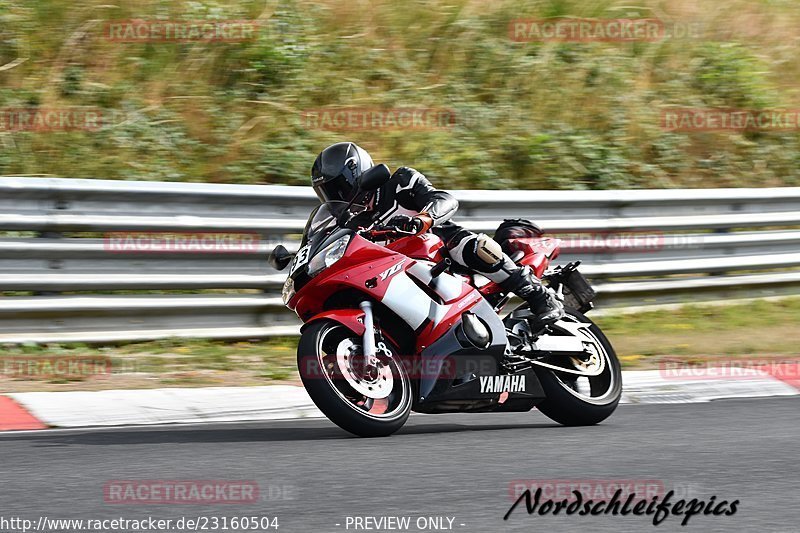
37, 192, 70, 296
36, 230, 63, 296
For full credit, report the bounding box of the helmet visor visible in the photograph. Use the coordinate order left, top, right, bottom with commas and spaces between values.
313, 178, 353, 204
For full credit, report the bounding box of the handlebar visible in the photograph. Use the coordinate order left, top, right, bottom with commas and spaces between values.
360, 224, 417, 240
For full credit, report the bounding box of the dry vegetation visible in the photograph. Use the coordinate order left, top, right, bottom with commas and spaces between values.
1, 0, 799, 188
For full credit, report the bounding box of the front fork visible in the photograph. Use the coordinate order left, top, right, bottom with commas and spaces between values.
359, 301, 378, 365
358, 300, 401, 383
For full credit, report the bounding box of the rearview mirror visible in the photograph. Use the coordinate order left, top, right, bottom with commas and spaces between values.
358, 164, 391, 191
268, 244, 294, 271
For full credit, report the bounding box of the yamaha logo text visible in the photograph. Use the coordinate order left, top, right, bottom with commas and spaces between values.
479, 375, 526, 393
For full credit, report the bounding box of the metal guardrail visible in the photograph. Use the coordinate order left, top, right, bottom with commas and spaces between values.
1, 176, 799, 343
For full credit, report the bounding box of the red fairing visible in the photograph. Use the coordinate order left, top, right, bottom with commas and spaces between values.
302, 308, 366, 336
386, 233, 446, 262
508, 237, 561, 277
288, 229, 561, 351
289, 235, 404, 321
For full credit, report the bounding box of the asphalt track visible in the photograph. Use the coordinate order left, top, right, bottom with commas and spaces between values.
1, 397, 798, 533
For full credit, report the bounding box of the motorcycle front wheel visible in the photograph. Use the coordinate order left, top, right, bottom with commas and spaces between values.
297, 319, 412, 437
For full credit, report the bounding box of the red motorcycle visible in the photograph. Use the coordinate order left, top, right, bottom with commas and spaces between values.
270, 165, 621, 437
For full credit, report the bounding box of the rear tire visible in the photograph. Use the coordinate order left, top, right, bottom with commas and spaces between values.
298, 319, 412, 437
534, 309, 622, 426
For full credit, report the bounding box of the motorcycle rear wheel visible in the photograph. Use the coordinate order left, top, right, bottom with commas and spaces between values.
298, 319, 412, 437
533, 308, 622, 426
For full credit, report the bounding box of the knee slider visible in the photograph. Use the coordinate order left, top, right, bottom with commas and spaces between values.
463, 234, 504, 272
476, 233, 503, 265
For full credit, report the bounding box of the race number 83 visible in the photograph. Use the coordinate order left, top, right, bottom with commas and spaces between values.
288, 244, 310, 276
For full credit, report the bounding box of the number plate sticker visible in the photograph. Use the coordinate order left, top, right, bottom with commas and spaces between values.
288, 244, 311, 275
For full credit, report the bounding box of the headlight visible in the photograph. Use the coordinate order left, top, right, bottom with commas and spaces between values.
307, 235, 351, 277
281, 277, 295, 305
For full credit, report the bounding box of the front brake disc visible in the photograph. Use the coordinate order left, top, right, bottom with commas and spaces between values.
336, 339, 394, 399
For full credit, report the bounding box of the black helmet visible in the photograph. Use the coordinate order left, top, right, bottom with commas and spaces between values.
311, 142, 375, 205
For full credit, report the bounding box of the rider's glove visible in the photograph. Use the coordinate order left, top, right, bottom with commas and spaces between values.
388, 213, 433, 235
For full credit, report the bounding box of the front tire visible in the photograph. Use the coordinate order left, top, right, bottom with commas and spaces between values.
298, 319, 412, 437
534, 308, 622, 426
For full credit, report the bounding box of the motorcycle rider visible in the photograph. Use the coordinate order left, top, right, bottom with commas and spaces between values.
310, 142, 564, 325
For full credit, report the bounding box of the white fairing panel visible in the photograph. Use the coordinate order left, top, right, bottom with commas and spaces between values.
381, 271, 436, 330
430, 271, 464, 302
406, 262, 464, 302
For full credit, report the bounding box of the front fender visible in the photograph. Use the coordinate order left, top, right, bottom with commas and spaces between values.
301, 309, 366, 336
301, 308, 408, 356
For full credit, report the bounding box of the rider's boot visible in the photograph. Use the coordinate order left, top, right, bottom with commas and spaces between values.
499, 267, 565, 326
